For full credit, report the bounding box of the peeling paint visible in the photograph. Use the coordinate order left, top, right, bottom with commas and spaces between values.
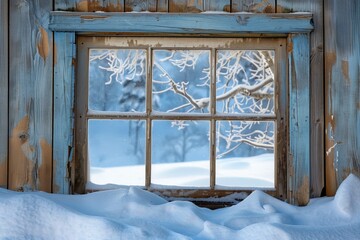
37, 27, 49, 60
0, 158, 7, 188
287, 41, 293, 53
341, 60, 350, 84
276, 4, 293, 13
9, 115, 36, 191
296, 176, 309, 206
54, 43, 57, 65
326, 142, 338, 156
325, 126, 337, 196
80, 15, 109, 20
53, 158, 60, 193
39, 138, 52, 192
325, 51, 338, 196
77, 0, 123, 12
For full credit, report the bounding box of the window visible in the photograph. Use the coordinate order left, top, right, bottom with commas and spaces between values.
51, 12, 312, 204
76, 36, 287, 198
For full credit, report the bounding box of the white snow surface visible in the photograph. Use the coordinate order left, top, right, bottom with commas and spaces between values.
1, 174, 360, 240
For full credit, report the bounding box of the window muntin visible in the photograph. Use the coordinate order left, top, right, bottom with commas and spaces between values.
78, 37, 286, 196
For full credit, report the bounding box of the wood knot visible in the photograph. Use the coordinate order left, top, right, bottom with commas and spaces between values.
236, 16, 249, 25
18, 132, 29, 143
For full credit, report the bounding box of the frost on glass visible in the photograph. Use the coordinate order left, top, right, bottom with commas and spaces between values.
88, 49, 146, 112
216, 121, 275, 188
216, 50, 275, 115
88, 119, 146, 186
151, 120, 210, 187
152, 50, 210, 114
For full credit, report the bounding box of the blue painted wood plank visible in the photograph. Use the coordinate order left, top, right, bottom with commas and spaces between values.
278, 0, 325, 198
49, 12, 313, 33
325, 0, 360, 195
53, 32, 76, 194
288, 33, 311, 205
0, 0, 9, 189
9, 0, 53, 192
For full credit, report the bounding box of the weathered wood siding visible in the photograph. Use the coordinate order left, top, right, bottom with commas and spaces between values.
3, 0, 358, 203
53, 32, 76, 193
287, 33, 311, 205
324, 0, 360, 195
8, 0, 53, 192
0, 0, 9, 189
278, 0, 324, 197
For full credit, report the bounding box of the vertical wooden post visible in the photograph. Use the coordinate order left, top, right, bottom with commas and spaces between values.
288, 33, 311, 205
53, 32, 76, 193
0, 0, 9, 189
277, 0, 324, 198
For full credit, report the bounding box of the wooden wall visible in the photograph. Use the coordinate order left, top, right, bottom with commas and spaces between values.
0, 0, 8, 189
324, 0, 360, 195
0, 0, 359, 200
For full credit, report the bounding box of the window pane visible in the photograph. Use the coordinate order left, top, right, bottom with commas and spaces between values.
216, 121, 274, 188
88, 49, 146, 113
151, 120, 210, 187
152, 50, 210, 114
216, 50, 275, 114
88, 119, 146, 186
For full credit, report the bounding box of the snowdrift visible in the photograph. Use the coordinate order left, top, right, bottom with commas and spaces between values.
1, 174, 360, 239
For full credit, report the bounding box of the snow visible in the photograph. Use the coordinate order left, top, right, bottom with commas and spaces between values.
1, 174, 360, 239
90, 154, 274, 189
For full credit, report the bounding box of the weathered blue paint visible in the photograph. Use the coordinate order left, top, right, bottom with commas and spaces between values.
278, 0, 325, 198
49, 12, 313, 33
325, 0, 360, 195
53, 32, 76, 194
8, 0, 53, 192
288, 33, 311, 205
0, 0, 9, 189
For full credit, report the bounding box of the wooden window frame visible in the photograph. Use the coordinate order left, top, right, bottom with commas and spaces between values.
50, 12, 313, 205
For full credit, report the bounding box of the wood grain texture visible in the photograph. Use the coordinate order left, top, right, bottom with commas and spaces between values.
125, 0, 156, 12
0, 0, 8, 189
203, 0, 230, 12
288, 34, 311, 205
49, 12, 313, 33
324, 0, 360, 195
169, 0, 203, 12
53, 32, 76, 193
9, 0, 53, 192
56, 0, 125, 11
232, 0, 275, 13
277, 0, 324, 197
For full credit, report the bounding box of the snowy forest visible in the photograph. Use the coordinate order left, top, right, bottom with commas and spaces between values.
87, 47, 276, 188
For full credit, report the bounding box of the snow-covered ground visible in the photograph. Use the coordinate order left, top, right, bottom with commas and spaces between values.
1, 174, 360, 240
90, 154, 274, 189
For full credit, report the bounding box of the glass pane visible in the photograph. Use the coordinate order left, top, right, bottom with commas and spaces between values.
151, 120, 210, 187
216, 121, 274, 188
152, 50, 210, 114
88, 49, 146, 112
216, 50, 275, 114
88, 119, 146, 186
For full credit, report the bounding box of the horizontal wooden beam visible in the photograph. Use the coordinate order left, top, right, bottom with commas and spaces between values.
49, 12, 313, 34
